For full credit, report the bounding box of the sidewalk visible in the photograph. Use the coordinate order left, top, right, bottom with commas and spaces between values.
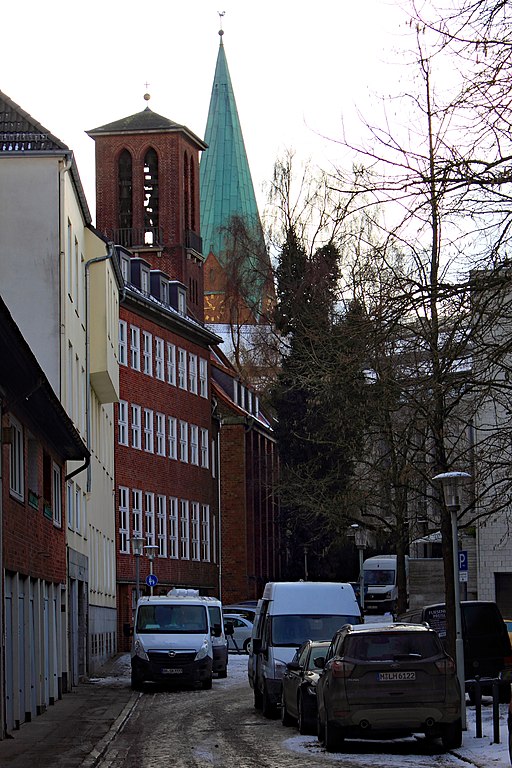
0, 654, 137, 768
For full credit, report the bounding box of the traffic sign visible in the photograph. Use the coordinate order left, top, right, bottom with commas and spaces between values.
459, 551, 468, 572
146, 574, 158, 587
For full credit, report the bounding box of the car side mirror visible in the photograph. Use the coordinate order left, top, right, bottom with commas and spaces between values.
314, 656, 325, 669
286, 661, 301, 671
224, 621, 234, 636
211, 623, 222, 638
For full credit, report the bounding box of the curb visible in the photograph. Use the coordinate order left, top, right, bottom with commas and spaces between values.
79, 691, 140, 767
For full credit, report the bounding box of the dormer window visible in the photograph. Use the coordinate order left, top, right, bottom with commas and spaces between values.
141, 267, 150, 295
120, 255, 130, 282
178, 288, 186, 316
160, 279, 169, 305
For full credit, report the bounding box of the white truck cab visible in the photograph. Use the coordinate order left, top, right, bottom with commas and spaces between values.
130, 589, 223, 690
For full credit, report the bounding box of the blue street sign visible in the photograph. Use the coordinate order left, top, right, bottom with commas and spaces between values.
146, 574, 158, 587
459, 551, 468, 572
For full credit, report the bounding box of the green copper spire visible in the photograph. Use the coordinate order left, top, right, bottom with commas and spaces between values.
200, 29, 266, 292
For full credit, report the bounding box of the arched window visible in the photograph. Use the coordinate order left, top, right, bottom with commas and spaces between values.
143, 148, 159, 244
118, 150, 132, 235
184, 151, 190, 230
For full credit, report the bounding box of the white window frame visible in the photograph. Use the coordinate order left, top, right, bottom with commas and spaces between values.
155, 337, 164, 380
131, 404, 142, 449
190, 425, 199, 466
132, 489, 143, 536
130, 326, 141, 371
118, 400, 128, 445
145, 492, 155, 547
156, 413, 166, 456
178, 348, 187, 390
191, 502, 200, 561
141, 266, 150, 294
180, 499, 190, 560
118, 320, 128, 366
9, 416, 24, 501
75, 484, 82, 534
119, 486, 130, 553
169, 497, 178, 558
143, 331, 153, 376
188, 353, 198, 394
200, 428, 209, 469
52, 463, 62, 527
201, 504, 211, 562
199, 357, 208, 398
167, 343, 176, 386
144, 408, 154, 453
179, 420, 188, 463
168, 416, 178, 460
157, 495, 167, 557
67, 480, 74, 530
178, 288, 186, 315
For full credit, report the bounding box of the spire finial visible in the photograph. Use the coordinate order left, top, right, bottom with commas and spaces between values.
143, 81, 151, 103
218, 10, 225, 37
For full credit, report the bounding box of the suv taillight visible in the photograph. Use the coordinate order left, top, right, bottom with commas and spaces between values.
331, 660, 355, 678
435, 657, 456, 674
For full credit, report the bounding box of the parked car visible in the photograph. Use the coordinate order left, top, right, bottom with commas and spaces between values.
223, 604, 257, 623
504, 618, 512, 647
224, 614, 253, 653
399, 601, 512, 702
281, 640, 329, 734
315, 622, 462, 753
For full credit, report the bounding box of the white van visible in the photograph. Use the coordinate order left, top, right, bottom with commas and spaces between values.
362, 554, 409, 614
205, 597, 228, 678
248, 581, 361, 717
130, 589, 222, 690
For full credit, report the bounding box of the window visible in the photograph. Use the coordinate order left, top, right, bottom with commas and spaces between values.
189, 354, 198, 394
199, 358, 208, 398
156, 413, 166, 456
67, 219, 72, 296
167, 343, 176, 385
143, 148, 159, 238
75, 485, 82, 534
119, 487, 129, 553
9, 416, 24, 501
180, 500, 190, 559
120, 255, 130, 282
145, 492, 155, 546
157, 495, 167, 557
118, 320, 128, 365
191, 502, 200, 560
155, 338, 164, 380
52, 462, 62, 528
132, 489, 143, 536
160, 279, 169, 304
130, 326, 141, 371
141, 267, 150, 294
169, 497, 178, 558
178, 288, 186, 315
118, 400, 128, 445
131, 404, 141, 449
190, 425, 199, 465
179, 420, 188, 462
143, 331, 153, 375
200, 428, 209, 469
144, 409, 154, 452
67, 481, 74, 530
118, 149, 133, 231
178, 348, 187, 390
201, 505, 211, 562
168, 416, 177, 459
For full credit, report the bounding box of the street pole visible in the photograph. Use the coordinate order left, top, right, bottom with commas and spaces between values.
135, 553, 140, 602
451, 504, 466, 730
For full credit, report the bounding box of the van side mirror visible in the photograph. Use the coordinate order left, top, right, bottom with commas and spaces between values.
224, 621, 234, 636
211, 623, 222, 638
123, 623, 133, 638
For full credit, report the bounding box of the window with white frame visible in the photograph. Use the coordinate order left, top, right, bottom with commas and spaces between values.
156, 413, 166, 456
9, 416, 24, 501
75, 484, 82, 534
143, 331, 153, 375
118, 400, 128, 445
118, 320, 128, 365
188, 354, 198, 394
52, 462, 62, 528
144, 409, 154, 452
157, 495, 167, 557
132, 489, 143, 536
131, 404, 141, 449
167, 343, 176, 385
119, 486, 130, 553
178, 348, 187, 390
130, 326, 141, 371
120, 255, 130, 282
180, 499, 190, 559
169, 497, 178, 558
201, 505, 211, 562
155, 337, 164, 380
178, 288, 186, 315
161, 279, 169, 304
200, 428, 209, 469
179, 420, 188, 462
145, 492, 155, 546
82, 490, 87, 539
199, 357, 208, 398
141, 266, 150, 294
168, 416, 177, 459
67, 481, 74, 530
191, 502, 200, 560
190, 425, 199, 465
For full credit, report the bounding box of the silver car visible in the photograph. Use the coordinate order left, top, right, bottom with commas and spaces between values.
316, 622, 462, 753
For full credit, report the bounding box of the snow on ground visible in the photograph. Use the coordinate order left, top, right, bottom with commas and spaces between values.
92, 652, 511, 767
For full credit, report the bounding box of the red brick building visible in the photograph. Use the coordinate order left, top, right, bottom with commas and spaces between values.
88, 104, 222, 649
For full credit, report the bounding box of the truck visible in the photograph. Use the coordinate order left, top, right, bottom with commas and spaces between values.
361, 554, 408, 615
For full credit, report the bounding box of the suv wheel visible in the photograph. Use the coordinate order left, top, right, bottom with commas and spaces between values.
325, 719, 344, 752
317, 714, 325, 745
297, 693, 309, 735
441, 718, 462, 750
281, 696, 294, 726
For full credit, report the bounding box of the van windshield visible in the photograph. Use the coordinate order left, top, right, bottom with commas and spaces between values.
271, 614, 360, 647
136, 604, 208, 634
364, 569, 395, 587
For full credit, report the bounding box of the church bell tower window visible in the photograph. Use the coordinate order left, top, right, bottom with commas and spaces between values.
143, 148, 159, 245
118, 149, 133, 237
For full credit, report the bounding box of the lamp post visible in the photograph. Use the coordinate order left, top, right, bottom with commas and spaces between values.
131, 534, 144, 602
433, 470, 471, 730
144, 544, 159, 595
351, 524, 366, 612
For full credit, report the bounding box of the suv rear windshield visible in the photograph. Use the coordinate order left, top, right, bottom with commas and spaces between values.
136, 604, 208, 634
344, 631, 442, 661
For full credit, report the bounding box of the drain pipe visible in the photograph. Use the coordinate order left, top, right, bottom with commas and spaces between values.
84, 243, 116, 492
212, 396, 223, 599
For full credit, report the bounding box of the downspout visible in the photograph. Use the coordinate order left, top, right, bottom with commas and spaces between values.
212, 396, 223, 599
84, 243, 116, 492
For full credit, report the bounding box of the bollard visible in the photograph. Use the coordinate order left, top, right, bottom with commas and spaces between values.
473, 678, 483, 738
492, 679, 500, 744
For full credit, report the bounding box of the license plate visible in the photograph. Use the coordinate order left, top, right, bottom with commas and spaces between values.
378, 671, 416, 681
162, 668, 183, 675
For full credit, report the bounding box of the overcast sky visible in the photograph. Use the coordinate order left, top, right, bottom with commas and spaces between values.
3, 0, 414, 221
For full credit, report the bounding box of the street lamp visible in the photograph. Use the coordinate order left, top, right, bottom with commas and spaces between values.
131, 534, 144, 602
144, 544, 159, 595
351, 524, 367, 612
433, 470, 471, 730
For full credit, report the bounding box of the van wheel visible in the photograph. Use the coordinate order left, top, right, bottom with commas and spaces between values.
131, 669, 144, 691
441, 718, 462, 750
217, 668, 227, 679
325, 719, 344, 752
262, 685, 278, 719
254, 688, 263, 710
201, 675, 213, 690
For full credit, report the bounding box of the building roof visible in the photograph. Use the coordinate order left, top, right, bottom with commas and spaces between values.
0, 89, 92, 224
200, 32, 266, 279
87, 105, 207, 150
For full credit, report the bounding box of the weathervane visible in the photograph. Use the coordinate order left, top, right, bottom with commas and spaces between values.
144, 81, 151, 103
218, 10, 225, 36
